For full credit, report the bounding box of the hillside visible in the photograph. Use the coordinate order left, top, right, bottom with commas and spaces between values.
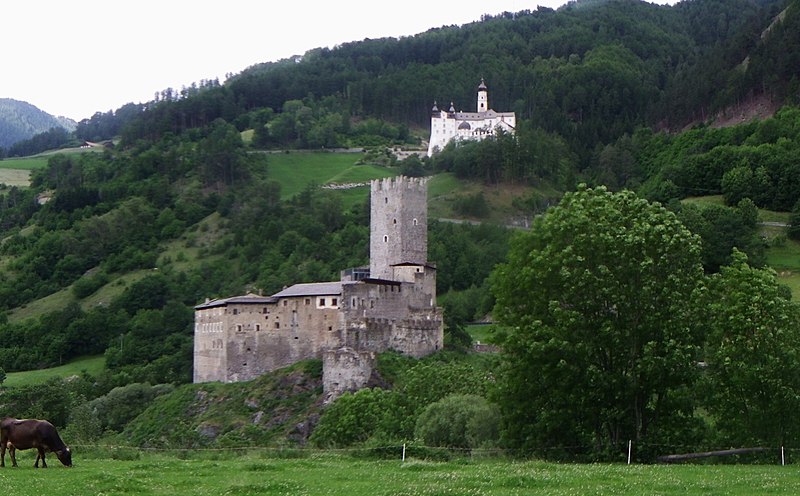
0, 0, 799, 456
0, 98, 76, 148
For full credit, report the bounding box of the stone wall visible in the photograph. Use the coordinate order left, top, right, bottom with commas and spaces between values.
322, 347, 376, 400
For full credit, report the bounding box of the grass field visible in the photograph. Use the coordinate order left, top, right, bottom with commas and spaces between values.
0, 168, 31, 187
0, 451, 797, 495
265, 151, 395, 201
3, 356, 105, 387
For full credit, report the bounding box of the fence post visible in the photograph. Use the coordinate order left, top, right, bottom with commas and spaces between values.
782, 446, 785, 466
627, 440, 632, 465
402, 443, 406, 462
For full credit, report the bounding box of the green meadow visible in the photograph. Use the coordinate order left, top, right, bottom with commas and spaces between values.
0, 451, 797, 496
3, 356, 105, 387
265, 151, 396, 208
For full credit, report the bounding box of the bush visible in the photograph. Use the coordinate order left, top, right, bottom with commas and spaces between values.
453, 192, 489, 218
310, 388, 394, 448
88, 382, 175, 432
72, 272, 109, 299
414, 394, 500, 450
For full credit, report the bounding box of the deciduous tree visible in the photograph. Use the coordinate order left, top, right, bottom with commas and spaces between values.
491, 185, 705, 458
702, 249, 800, 446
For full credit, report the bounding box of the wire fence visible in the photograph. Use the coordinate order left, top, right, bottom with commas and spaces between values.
62, 442, 798, 465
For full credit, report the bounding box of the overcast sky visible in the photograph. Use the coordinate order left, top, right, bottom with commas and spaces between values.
3, 0, 674, 121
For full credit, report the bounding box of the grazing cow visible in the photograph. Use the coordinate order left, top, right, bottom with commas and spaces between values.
0, 418, 72, 468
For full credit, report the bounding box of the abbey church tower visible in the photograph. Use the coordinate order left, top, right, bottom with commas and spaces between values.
369, 176, 428, 280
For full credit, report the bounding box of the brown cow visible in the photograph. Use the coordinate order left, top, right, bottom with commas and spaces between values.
0, 418, 72, 468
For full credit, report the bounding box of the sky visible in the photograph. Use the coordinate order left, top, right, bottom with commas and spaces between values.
3, 0, 674, 122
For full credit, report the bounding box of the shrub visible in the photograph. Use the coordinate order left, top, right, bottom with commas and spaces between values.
310, 388, 394, 448
414, 394, 500, 450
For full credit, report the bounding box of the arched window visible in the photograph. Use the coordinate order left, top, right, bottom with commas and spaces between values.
383, 235, 388, 242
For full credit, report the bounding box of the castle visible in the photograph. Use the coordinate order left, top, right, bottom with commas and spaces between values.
193, 176, 444, 398
427, 79, 516, 156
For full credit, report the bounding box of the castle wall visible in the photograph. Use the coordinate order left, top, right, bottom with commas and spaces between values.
322, 348, 376, 400
340, 278, 443, 356
193, 306, 227, 383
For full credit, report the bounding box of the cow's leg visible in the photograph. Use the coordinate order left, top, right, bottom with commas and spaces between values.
0, 440, 5, 467
9, 444, 17, 468
34, 447, 47, 468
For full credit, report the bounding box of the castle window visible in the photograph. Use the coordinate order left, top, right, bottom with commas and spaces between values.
275, 322, 280, 329
393, 218, 397, 224
370, 300, 375, 309
305, 298, 311, 305
385, 197, 388, 204
319, 298, 326, 307
413, 218, 418, 226
328, 326, 333, 331
331, 298, 338, 307
237, 325, 242, 332
383, 235, 388, 243
262, 307, 268, 314
283, 300, 287, 306
352, 297, 357, 307
255, 324, 260, 332
232, 308, 238, 315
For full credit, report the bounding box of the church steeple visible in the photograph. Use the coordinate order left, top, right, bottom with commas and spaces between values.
477, 78, 488, 113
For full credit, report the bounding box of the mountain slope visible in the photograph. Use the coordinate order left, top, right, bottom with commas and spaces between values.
0, 98, 76, 148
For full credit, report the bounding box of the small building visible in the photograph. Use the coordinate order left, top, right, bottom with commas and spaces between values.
427, 79, 516, 156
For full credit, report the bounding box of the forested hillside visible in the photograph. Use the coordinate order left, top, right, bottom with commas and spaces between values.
0, 98, 76, 151
74, 0, 793, 163
0, 0, 799, 458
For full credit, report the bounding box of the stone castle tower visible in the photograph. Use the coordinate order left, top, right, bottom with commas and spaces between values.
193, 175, 443, 399
370, 176, 428, 280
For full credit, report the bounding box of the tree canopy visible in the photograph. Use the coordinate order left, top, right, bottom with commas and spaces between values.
491, 185, 705, 458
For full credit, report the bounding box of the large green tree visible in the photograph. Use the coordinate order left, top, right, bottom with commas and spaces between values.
703, 250, 800, 447
491, 185, 705, 459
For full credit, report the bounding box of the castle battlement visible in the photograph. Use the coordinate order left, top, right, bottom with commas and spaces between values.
371, 175, 427, 193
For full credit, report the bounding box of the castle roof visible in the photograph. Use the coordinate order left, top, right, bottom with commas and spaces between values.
195, 292, 276, 309
451, 109, 515, 121
271, 281, 352, 298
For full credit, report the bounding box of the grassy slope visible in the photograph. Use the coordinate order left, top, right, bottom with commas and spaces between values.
266, 152, 393, 192
0, 146, 104, 188
4, 355, 104, 387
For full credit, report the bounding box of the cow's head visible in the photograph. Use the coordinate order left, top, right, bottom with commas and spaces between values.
55, 447, 72, 467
